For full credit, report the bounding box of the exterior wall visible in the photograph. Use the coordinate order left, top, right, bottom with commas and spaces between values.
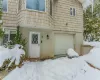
81, 45, 93, 55
53, 0, 83, 32
20, 27, 54, 59
2, 0, 83, 31
2, 0, 18, 27
74, 32, 83, 54
17, 0, 54, 29
2, 0, 83, 58
20, 27, 83, 58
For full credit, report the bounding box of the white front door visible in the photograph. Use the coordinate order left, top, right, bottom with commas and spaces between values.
29, 32, 40, 58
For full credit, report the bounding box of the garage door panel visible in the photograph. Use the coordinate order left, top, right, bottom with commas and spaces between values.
55, 34, 74, 55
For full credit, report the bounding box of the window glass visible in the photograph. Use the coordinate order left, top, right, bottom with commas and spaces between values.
70, 8, 73, 16
10, 31, 16, 41
3, 30, 16, 44
3, 34, 9, 43
3, 0, 7, 12
38, 0, 45, 11
10, 34, 16, 41
73, 8, 75, 16
26, 0, 45, 11
32, 34, 38, 44
70, 8, 76, 16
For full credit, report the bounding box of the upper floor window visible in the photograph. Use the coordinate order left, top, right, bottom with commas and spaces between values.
70, 8, 76, 16
26, 0, 45, 11
3, 0, 7, 12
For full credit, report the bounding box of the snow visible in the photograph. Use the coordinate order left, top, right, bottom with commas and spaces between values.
67, 48, 79, 58
83, 41, 100, 47
83, 41, 100, 69
82, 47, 100, 69
3, 57, 100, 80
2, 42, 100, 80
78, 0, 93, 10
0, 44, 25, 67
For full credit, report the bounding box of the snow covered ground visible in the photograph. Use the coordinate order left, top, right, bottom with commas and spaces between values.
3, 57, 100, 80
2, 41, 100, 80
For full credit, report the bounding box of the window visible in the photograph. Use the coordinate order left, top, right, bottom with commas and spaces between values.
50, 0, 52, 16
3, 0, 7, 12
3, 29, 16, 44
70, 8, 76, 16
26, 0, 45, 11
32, 34, 38, 44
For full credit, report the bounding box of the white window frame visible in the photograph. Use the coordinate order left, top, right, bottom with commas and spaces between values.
70, 8, 76, 16
3, 27, 17, 43
25, 0, 46, 12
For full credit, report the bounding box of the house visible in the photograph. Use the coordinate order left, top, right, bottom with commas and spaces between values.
2, 0, 83, 59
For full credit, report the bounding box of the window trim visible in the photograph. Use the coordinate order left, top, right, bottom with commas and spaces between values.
25, 0, 46, 12
3, 0, 8, 13
70, 8, 76, 16
3, 27, 17, 43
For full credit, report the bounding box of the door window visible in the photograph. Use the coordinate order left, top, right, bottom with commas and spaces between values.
31, 34, 38, 44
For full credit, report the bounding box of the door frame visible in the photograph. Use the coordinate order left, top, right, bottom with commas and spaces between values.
29, 31, 40, 58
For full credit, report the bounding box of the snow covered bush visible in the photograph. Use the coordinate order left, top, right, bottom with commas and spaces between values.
0, 44, 25, 71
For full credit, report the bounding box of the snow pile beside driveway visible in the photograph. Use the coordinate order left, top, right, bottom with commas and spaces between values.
3, 57, 100, 80
82, 47, 100, 69
83, 41, 100, 47
83, 41, 100, 69
0, 44, 25, 67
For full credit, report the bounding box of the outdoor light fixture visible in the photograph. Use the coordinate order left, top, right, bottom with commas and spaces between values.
47, 34, 49, 39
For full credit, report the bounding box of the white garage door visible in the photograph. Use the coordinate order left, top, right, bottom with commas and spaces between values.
55, 33, 74, 55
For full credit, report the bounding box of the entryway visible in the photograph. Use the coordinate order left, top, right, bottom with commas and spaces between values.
29, 32, 40, 58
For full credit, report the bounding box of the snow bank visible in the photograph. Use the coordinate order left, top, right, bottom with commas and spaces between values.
67, 48, 79, 58
0, 44, 25, 67
3, 58, 100, 80
82, 47, 100, 69
83, 41, 100, 47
